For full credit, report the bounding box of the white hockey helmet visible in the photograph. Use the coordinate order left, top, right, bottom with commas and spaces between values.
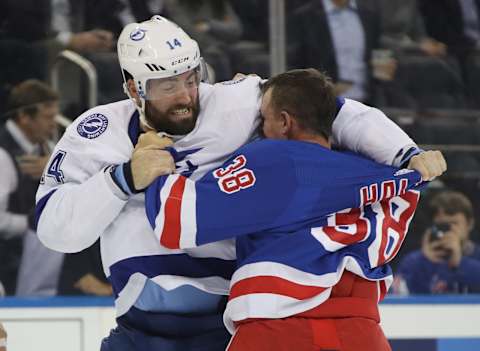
117, 15, 205, 129
118, 15, 205, 98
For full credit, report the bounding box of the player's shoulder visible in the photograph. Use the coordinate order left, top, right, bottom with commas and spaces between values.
65, 99, 136, 142
338, 98, 381, 118
211, 75, 263, 107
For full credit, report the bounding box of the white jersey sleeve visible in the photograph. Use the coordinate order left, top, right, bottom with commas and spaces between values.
331, 99, 417, 166
36, 102, 134, 253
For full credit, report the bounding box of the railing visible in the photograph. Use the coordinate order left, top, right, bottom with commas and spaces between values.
50, 50, 98, 110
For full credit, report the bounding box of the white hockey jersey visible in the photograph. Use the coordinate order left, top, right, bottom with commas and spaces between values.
36, 76, 417, 318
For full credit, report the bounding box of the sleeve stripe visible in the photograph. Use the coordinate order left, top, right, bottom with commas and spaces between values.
179, 177, 197, 248
160, 175, 187, 249
154, 175, 177, 245
34, 189, 58, 230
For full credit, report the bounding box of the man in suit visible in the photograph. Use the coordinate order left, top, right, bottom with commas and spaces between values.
288, 0, 396, 104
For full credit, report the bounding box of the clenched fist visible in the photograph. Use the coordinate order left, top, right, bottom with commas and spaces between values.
131, 145, 175, 191
407, 150, 447, 181
136, 131, 173, 149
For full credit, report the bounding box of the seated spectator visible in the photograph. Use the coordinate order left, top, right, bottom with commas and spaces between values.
58, 239, 112, 296
288, 0, 396, 104
419, 0, 480, 107
368, 0, 467, 109
395, 190, 480, 294
164, 0, 243, 81
0, 80, 63, 296
374, 0, 447, 57
419, 0, 480, 58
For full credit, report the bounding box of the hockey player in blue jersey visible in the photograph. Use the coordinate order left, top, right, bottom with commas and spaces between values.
145, 69, 447, 350
36, 16, 447, 351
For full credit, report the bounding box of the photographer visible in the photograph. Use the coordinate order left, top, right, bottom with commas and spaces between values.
396, 190, 480, 294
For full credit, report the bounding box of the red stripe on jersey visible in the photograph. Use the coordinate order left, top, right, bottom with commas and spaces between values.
229, 276, 328, 301
160, 176, 187, 249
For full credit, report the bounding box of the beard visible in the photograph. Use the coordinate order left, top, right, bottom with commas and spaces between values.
145, 98, 200, 135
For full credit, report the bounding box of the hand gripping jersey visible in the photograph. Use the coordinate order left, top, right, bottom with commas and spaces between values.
145, 140, 423, 332
36, 75, 418, 325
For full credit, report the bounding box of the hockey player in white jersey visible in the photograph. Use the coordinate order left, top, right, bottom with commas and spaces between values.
36, 16, 446, 350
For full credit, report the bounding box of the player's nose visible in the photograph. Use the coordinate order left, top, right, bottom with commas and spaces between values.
174, 87, 192, 104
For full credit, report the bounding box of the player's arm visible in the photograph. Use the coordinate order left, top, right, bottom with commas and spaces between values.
35, 130, 130, 253
145, 143, 423, 250
331, 99, 446, 180
36, 113, 173, 254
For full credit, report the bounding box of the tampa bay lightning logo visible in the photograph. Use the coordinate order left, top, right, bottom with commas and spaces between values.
130, 29, 147, 41
77, 114, 108, 139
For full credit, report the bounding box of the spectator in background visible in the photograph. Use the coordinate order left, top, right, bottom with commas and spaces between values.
395, 191, 480, 294
419, 0, 480, 58
419, 0, 480, 107
164, 0, 242, 81
374, 0, 447, 57
364, 0, 465, 109
58, 240, 112, 296
0, 80, 63, 296
0, 0, 162, 115
288, 0, 396, 104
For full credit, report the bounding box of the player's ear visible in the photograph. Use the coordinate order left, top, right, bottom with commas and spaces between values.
280, 110, 294, 137
126, 79, 141, 102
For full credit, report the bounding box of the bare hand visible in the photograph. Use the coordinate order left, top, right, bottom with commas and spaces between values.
419, 39, 447, 57
195, 21, 210, 33
18, 155, 50, 179
131, 146, 175, 190
422, 230, 449, 263
136, 131, 173, 149
232, 73, 259, 81
408, 150, 447, 181
74, 273, 113, 296
68, 30, 114, 52
440, 232, 463, 268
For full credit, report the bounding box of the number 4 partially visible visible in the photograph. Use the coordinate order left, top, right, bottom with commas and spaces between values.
46, 150, 67, 184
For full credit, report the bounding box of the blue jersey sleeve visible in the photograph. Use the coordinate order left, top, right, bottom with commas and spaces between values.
145, 140, 423, 249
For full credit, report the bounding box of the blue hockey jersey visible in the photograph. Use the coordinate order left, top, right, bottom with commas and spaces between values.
145, 139, 423, 332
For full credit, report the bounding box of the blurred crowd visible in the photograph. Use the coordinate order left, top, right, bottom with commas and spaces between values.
0, 0, 479, 298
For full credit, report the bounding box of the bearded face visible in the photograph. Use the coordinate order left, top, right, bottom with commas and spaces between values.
143, 69, 201, 135
145, 96, 200, 135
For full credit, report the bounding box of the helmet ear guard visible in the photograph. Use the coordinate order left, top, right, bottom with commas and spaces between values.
199, 57, 212, 84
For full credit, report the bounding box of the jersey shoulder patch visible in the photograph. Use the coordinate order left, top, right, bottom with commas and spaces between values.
77, 113, 109, 139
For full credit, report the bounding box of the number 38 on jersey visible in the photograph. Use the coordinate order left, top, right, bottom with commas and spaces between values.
213, 155, 256, 194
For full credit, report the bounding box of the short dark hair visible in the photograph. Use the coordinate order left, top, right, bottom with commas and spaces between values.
260, 68, 336, 139
429, 190, 474, 222
6, 79, 59, 120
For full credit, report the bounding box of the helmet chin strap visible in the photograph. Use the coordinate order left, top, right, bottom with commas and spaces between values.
123, 81, 157, 133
